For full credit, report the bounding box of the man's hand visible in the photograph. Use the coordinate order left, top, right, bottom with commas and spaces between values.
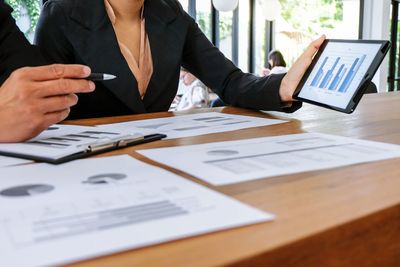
279, 35, 326, 103
0, 64, 95, 142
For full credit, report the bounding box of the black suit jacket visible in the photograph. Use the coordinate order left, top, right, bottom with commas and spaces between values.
0, 1, 46, 84
35, 0, 300, 119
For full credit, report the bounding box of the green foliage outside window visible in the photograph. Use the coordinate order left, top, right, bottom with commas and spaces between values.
197, 12, 212, 39
279, 0, 343, 36
197, 12, 233, 41
196, 0, 345, 43
6, 0, 40, 36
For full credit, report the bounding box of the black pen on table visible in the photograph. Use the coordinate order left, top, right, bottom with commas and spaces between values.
87, 73, 117, 81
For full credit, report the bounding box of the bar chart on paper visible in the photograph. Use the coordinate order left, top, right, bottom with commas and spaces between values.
309, 53, 367, 93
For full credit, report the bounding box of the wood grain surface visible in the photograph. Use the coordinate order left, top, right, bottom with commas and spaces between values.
64, 92, 400, 267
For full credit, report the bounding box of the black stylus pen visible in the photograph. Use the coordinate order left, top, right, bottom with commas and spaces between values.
87, 73, 117, 81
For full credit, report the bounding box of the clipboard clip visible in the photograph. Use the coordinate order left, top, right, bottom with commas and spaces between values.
82, 134, 144, 153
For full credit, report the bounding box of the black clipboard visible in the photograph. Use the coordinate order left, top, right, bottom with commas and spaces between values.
293, 39, 390, 113
0, 133, 166, 164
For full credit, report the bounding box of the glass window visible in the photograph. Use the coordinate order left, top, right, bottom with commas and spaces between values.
389, 3, 400, 91
238, 0, 250, 72
196, 1, 212, 40
218, 11, 234, 61
178, 0, 189, 12
254, 1, 267, 74
275, 0, 361, 68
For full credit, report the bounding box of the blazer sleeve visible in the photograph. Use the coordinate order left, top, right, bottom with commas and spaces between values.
34, 1, 74, 64
179, 8, 301, 112
0, 0, 46, 84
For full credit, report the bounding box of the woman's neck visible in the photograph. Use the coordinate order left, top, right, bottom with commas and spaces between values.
107, 0, 144, 22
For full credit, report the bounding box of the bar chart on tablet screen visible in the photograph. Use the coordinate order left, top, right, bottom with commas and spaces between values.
298, 41, 381, 109
309, 53, 366, 93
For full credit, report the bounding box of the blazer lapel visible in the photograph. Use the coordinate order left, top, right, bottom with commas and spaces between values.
142, 0, 179, 108
67, 0, 146, 113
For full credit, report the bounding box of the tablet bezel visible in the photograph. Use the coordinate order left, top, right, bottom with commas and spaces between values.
293, 39, 390, 113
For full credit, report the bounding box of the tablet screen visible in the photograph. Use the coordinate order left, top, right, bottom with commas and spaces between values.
297, 41, 382, 109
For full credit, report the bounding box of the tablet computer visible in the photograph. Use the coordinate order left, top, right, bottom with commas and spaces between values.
293, 39, 390, 113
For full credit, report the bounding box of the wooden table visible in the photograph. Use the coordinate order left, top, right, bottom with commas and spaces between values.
67, 92, 400, 267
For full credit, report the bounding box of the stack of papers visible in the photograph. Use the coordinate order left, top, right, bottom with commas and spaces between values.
0, 155, 273, 267
0, 125, 162, 164
0, 113, 284, 164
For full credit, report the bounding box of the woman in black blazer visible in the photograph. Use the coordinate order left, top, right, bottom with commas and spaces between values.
35, 0, 324, 119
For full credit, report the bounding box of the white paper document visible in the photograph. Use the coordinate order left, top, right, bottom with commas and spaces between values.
98, 112, 286, 139
0, 155, 32, 168
0, 125, 145, 163
0, 155, 272, 267
138, 133, 400, 185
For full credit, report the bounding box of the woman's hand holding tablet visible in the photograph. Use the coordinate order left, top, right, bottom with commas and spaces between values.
293, 39, 390, 113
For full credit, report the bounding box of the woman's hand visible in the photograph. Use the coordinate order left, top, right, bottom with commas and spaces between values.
279, 35, 326, 103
